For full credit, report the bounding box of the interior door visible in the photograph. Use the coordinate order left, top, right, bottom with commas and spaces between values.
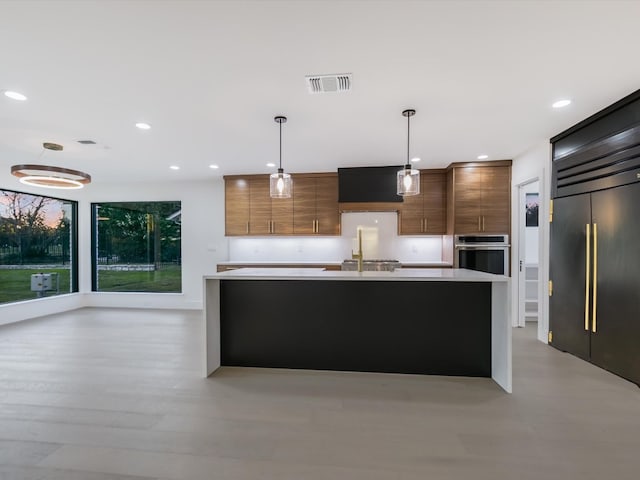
549, 193, 591, 360
590, 182, 640, 384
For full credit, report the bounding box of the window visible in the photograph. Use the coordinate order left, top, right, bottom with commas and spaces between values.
0, 189, 78, 304
91, 201, 181, 293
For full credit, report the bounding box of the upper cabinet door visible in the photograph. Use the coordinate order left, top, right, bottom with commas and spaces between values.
481, 166, 511, 234
454, 166, 483, 233
249, 177, 272, 235
422, 171, 446, 234
225, 177, 250, 236
398, 186, 423, 235
315, 175, 340, 235
293, 176, 317, 235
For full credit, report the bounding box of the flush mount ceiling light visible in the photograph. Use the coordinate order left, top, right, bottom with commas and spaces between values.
397, 109, 420, 196
266, 162, 276, 168
209, 164, 219, 169
170, 165, 180, 170
552, 99, 571, 108
4, 90, 27, 101
135, 122, 151, 130
270, 116, 292, 199
477, 154, 489, 160
11, 142, 91, 190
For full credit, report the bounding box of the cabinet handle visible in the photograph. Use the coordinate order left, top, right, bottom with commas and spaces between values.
425, 217, 428, 232
592, 223, 598, 333
316, 219, 319, 233
246, 222, 249, 234
420, 218, 423, 232
585, 223, 591, 331
478, 216, 481, 231
482, 216, 485, 232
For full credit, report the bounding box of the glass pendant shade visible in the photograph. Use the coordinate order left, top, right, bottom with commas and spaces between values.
397, 165, 420, 196
397, 109, 420, 196
270, 168, 292, 198
270, 115, 292, 199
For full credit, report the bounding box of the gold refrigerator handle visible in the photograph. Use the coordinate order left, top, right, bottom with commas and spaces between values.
585, 223, 591, 331
592, 223, 598, 333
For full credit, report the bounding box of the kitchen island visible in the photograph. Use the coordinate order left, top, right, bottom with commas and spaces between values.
203, 268, 511, 392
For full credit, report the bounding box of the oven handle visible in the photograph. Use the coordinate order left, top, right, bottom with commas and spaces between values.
455, 245, 510, 250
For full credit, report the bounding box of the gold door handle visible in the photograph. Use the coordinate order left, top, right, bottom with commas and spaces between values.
585, 223, 591, 331
592, 223, 598, 333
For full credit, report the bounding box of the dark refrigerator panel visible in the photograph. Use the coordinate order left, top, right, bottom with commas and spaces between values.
590, 182, 640, 385
549, 193, 592, 361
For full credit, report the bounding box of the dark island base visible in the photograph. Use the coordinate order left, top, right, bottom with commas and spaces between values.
220, 279, 492, 377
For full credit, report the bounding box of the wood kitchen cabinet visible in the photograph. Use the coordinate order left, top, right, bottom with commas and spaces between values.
225, 175, 293, 235
293, 173, 340, 235
449, 162, 511, 234
398, 170, 446, 235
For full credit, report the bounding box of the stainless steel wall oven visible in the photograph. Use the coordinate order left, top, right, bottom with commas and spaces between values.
455, 235, 509, 275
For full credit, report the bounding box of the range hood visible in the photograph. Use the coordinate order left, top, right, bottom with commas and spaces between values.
338, 166, 404, 203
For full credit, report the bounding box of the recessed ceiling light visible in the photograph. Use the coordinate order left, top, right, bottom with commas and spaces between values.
266, 162, 276, 168
135, 122, 151, 130
4, 90, 27, 101
170, 165, 180, 170
552, 99, 571, 109
209, 164, 219, 169
411, 157, 421, 162
477, 154, 489, 160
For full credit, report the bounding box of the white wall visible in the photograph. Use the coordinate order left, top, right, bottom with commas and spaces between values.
0, 172, 227, 322
511, 142, 551, 343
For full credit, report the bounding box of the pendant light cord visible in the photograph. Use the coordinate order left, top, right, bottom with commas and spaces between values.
279, 120, 282, 170
406, 113, 410, 165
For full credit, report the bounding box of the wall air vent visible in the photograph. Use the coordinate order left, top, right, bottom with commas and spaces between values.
305, 73, 352, 94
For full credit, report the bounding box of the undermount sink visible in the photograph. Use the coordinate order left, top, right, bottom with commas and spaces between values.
341, 260, 401, 271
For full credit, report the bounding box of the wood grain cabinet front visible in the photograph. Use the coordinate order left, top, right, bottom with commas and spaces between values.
450, 163, 511, 234
293, 173, 340, 235
225, 173, 337, 236
398, 170, 446, 235
225, 175, 293, 236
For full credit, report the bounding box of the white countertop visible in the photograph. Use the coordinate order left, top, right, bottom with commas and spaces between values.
217, 261, 453, 267
206, 268, 508, 282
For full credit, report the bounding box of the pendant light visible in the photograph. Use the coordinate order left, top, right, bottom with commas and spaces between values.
11, 142, 91, 190
397, 109, 420, 196
270, 115, 292, 198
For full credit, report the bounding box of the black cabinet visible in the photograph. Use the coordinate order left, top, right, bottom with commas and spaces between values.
550, 182, 640, 385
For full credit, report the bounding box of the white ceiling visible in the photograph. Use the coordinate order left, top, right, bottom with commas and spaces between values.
1, 0, 640, 184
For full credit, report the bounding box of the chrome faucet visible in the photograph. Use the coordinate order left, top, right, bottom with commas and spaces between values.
351, 228, 363, 272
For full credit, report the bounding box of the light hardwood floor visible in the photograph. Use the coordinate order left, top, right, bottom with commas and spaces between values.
1, 308, 639, 479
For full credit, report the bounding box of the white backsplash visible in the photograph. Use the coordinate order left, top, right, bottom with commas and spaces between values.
228, 212, 444, 263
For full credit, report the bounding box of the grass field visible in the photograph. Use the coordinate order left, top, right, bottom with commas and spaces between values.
96, 266, 181, 293
0, 268, 71, 304
0, 265, 181, 304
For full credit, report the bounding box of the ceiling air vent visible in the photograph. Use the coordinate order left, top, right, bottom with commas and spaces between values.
305, 73, 352, 94
77, 140, 96, 145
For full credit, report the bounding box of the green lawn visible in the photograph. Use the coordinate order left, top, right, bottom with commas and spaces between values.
0, 266, 182, 304
96, 265, 181, 293
0, 268, 71, 304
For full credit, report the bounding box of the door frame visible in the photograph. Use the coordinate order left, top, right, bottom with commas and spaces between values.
514, 177, 545, 340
